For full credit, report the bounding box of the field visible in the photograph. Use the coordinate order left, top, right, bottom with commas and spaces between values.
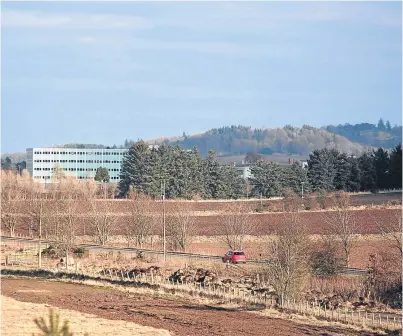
1, 278, 383, 336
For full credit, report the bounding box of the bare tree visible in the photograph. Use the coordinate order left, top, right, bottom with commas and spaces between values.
166, 202, 196, 252
322, 191, 358, 267
89, 200, 116, 245
126, 192, 157, 248
265, 211, 310, 304
221, 203, 254, 250
375, 209, 402, 257
1, 171, 22, 236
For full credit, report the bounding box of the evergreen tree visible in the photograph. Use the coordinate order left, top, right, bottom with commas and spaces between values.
386, 120, 392, 132
203, 150, 221, 198
373, 148, 390, 190
118, 141, 151, 196
188, 147, 205, 198
1, 157, 12, 170
287, 162, 311, 195
249, 161, 285, 197
377, 118, 386, 130
358, 152, 377, 192
307, 149, 338, 191
333, 152, 351, 190
345, 156, 361, 192
389, 144, 402, 189
94, 167, 110, 183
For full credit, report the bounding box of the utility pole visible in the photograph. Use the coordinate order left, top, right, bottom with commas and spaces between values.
161, 180, 166, 262
38, 202, 42, 269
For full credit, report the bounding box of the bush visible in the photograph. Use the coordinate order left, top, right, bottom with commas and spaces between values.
317, 190, 327, 209
310, 248, 343, 276
73, 247, 88, 258
41, 245, 59, 259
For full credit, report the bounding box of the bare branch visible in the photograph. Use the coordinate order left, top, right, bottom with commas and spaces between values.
220, 203, 255, 251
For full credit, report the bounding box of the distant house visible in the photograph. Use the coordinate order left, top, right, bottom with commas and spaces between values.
234, 164, 252, 180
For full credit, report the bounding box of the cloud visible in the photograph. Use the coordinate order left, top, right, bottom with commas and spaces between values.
1, 9, 153, 29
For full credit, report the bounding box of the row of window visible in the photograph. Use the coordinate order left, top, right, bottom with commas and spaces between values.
34, 176, 120, 180
34, 168, 121, 172
39, 160, 121, 164
34, 151, 125, 156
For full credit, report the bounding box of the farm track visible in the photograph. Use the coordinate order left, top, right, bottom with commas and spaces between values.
1, 278, 384, 336
1, 236, 369, 276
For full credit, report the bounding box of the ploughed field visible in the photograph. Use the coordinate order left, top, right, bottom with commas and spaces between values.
1, 278, 381, 336
5, 208, 401, 237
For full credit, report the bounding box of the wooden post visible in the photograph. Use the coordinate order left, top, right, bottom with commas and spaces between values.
38, 203, 42, 269
372, 313, 375, 326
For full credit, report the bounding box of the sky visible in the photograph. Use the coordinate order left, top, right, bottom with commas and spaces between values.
1, 1, 402, 153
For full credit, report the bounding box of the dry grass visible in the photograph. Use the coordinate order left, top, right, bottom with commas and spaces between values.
254, 308, 389, 335
1, 295, 171, 336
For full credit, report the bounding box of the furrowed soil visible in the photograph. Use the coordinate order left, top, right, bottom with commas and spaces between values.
2, 278, 380, 336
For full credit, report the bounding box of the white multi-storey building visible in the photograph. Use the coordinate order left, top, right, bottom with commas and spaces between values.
26, 147, 127, 182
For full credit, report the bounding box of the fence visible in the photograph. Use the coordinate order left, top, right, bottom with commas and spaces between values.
46, 265, 401, 331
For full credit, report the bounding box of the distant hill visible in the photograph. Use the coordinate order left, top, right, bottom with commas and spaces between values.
325, 119, 402, 149
3, 120, 401, 164
149, 125, 373, 157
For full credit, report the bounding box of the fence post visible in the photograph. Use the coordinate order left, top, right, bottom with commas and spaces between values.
372, 313, 375, 326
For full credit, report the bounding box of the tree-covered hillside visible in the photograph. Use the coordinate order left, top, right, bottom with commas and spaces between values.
152, 125, 370, 157
326, 119, 402, 149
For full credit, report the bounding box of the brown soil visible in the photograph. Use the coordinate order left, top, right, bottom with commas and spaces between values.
1, 295, 170, 336
2, 278, 379, 336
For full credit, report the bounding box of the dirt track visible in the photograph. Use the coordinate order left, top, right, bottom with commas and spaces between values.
2, 278, 379, 336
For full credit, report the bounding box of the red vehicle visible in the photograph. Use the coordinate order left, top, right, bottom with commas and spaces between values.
222, 250, 246, 264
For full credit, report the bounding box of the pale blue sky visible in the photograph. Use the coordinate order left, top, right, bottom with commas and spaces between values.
1, 1, 402, 153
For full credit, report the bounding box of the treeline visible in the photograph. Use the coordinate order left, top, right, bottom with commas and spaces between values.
119, 142, 402, 199
249, 145, 402, 198
1, 156, 26, 173
326, 119, 402, 149
118, 142, 245, 199
162, 125, 367, 156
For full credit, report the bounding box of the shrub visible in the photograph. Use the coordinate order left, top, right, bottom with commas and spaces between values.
72, 247, 88, 258
310, 249, 343, 276
317, 190, 327, 209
